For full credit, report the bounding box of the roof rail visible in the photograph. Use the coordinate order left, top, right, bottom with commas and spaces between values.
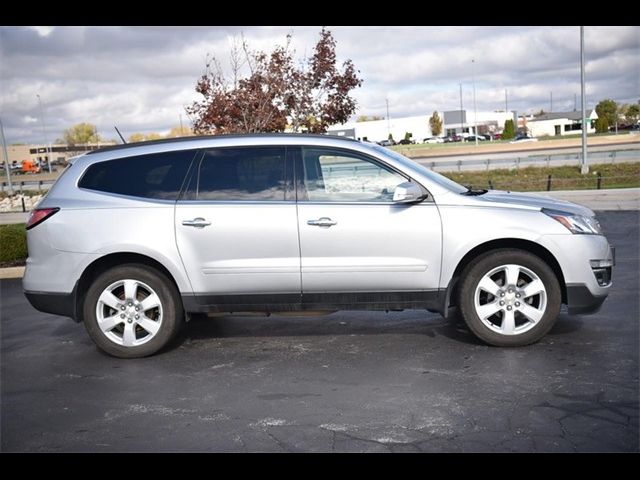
86, 132, 358, 155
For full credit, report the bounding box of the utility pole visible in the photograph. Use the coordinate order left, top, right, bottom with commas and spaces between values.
385, 98, 390, 137
0, 118, 14, 195
36, 94, 52, 173
472, 58, 478, 146
574, 93, 577, 112
459, 83, 465, 135
179, 113, 184, 135
580, 26, 588, 174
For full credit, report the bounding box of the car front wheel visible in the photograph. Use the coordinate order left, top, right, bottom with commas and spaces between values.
458, 249, 561, 346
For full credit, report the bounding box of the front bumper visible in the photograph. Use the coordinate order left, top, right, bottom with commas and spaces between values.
539, 233, 614, 309
566, 284, 608, 314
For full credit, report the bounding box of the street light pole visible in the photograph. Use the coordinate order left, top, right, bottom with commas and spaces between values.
385, 98, 390, 138
0, 117, 14, 195
459, 83, 464, 136
580, 26, 588, 174
472, 58, 478, 146
36, 94, 52, 173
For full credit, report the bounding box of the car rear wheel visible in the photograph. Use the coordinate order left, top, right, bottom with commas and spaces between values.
83, 264, 183, 358
458, 249, 561, 346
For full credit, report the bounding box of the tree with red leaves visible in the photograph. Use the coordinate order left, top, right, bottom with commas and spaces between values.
187, 29, 362, 135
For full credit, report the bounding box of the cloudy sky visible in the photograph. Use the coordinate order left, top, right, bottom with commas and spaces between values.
1, 26, 638, 144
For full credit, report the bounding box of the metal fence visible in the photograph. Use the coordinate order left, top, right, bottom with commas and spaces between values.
0, 179, 51, 194
476, 174, 639, 192
418, 148, 638, 173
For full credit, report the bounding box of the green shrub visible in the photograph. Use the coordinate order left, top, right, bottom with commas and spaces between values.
0, 223, 27, 263
502, 119, 516, 139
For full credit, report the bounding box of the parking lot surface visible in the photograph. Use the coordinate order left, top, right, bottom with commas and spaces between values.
1, 211, 638, 452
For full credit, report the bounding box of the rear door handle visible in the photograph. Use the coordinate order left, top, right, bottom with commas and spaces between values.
307, 217, 337, 227
182, 217, 211, 228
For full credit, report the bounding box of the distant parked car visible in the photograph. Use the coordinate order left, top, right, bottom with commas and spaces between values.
510, 134, 538, 144
397, 139, 413, 145
377, 139, 395, 147
465, 135, 486, 142
444, 135, 462, 143
423, 137, 444, 144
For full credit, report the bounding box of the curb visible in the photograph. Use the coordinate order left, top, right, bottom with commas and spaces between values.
0, 266, 24, 280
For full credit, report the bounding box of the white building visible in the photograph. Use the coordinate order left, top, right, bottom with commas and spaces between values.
328, 110, 517, 142
328, 115, 437, 143
527, 110, 598, 137
442, 110, 514, 137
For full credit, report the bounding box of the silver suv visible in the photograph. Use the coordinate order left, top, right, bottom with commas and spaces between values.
23, 134, 614, 358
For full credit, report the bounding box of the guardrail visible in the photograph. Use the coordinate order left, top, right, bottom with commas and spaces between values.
417, 148, 638, 172
1, 179, 53, 193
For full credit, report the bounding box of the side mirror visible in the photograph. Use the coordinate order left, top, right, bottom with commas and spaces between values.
392, 181, 426, 204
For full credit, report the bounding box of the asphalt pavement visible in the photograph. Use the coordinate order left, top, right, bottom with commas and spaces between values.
1, 211, 638, 452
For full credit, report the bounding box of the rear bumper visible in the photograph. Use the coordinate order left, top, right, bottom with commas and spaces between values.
566, 284, 608, 315
24, 290, 76, 320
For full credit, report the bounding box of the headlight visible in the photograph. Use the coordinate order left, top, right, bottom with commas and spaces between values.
542, 208, 602, 235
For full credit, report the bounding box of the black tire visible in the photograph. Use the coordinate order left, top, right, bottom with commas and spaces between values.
83, 264, 183, 358
458, 249, 561, 347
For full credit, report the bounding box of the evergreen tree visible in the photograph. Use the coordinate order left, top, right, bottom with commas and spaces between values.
502, 119, 516, 139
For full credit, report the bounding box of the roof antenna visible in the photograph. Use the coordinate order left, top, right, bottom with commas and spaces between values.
114, 126, 127, 144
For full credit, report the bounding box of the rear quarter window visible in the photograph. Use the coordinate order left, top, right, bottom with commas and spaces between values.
78, 150, 196, 200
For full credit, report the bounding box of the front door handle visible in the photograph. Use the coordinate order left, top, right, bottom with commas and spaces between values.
307, 217, 337, 227
182, 217, 211, 228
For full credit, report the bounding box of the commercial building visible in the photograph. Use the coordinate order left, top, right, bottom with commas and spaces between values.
442, 110, 514, 137
328, 115, 435, 143
527, 110, 598, 137
3, 143, 115, 167
328, 110, 516, 142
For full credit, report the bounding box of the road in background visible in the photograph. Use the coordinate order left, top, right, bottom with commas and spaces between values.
414, 144, 639, 172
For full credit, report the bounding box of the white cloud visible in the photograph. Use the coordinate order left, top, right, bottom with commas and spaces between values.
28, 26, 55, 37
1, 26, 638, 143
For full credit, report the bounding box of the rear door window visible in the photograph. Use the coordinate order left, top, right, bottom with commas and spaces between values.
183, 146, 287, 201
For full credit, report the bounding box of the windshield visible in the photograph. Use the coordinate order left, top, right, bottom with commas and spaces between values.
365, 143, 468, 194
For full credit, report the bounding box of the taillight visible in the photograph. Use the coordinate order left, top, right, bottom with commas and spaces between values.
26, 207, 60, 230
